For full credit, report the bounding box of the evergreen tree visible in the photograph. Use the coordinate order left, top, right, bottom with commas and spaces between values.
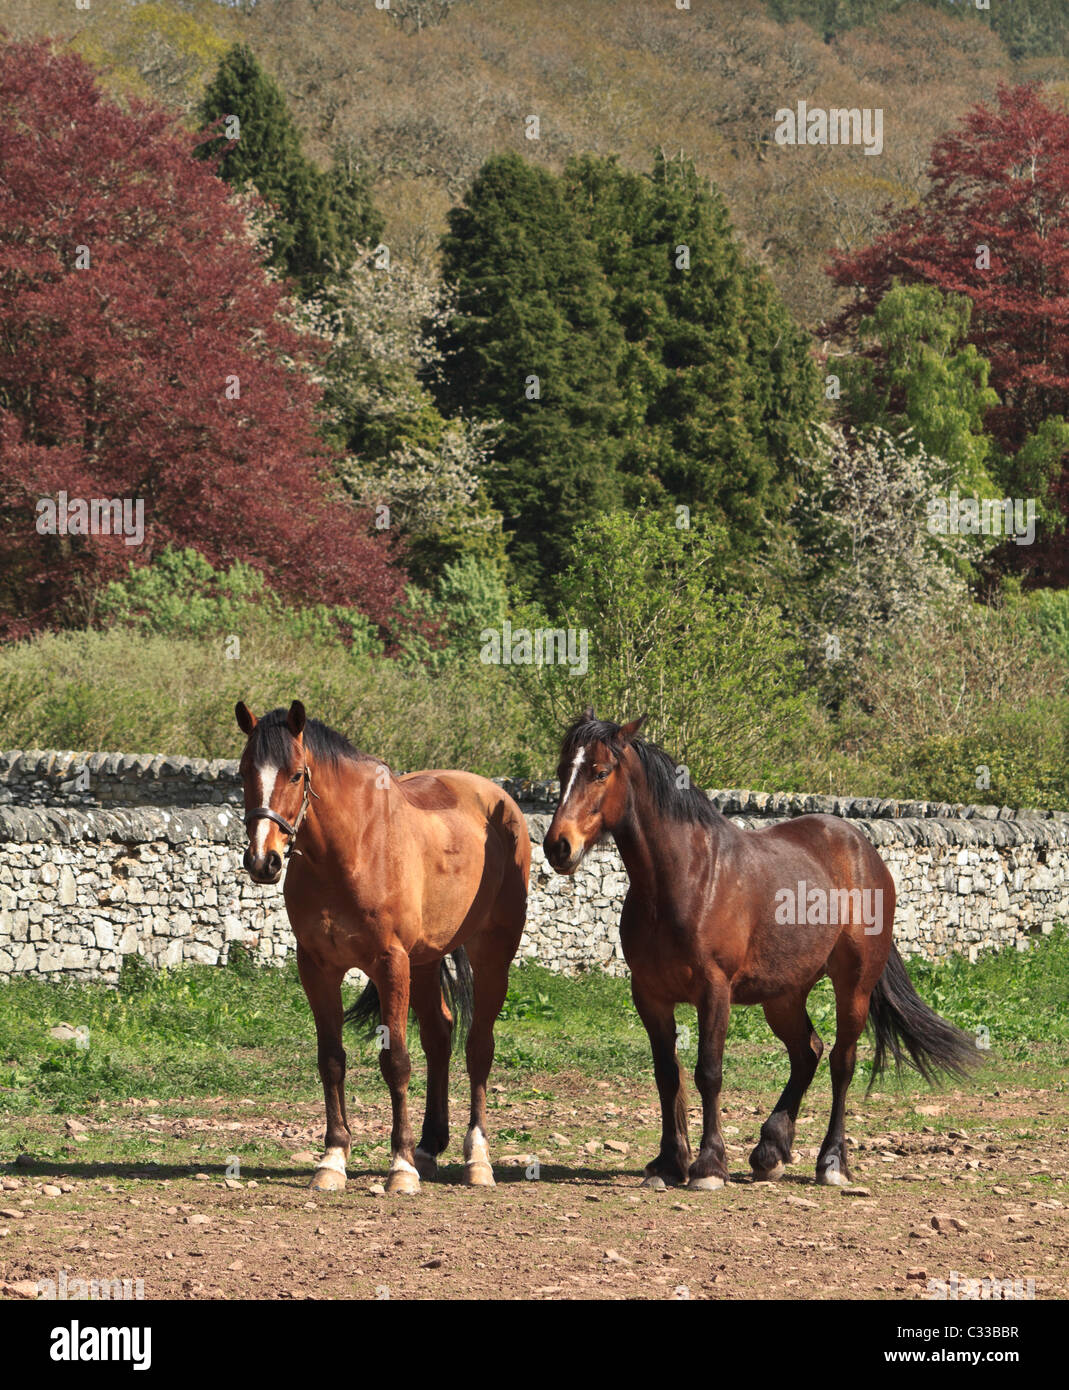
435, 152, 626, 593
196, 44, 382, 294
564, 153, 822, 557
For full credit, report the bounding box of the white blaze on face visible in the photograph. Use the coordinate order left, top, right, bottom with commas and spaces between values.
251, 761, 280, 856
560, 746, 585, 810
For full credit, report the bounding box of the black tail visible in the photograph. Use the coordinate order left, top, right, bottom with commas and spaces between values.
343, 948, 474, 1043
866, 946, 981, 1089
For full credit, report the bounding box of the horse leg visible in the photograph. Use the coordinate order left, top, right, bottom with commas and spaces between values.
377, 947, 419, 1195
687, 979, 731, 1191
632, 982, 691, 1188
410, 963, 453, 1181
750, 996, 824, 1183
816, 976, 869, 1187
297, 946, 351, 1193
461, 933, 514, 1187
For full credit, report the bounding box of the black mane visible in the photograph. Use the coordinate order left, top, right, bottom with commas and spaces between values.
559, 716, 722, 829
251, 708, 372, 769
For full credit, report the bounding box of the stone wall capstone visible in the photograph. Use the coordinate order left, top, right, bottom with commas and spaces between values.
0, 750, 1066, 983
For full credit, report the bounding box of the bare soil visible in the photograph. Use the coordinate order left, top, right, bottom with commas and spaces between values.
1, 1075, 1065, 1301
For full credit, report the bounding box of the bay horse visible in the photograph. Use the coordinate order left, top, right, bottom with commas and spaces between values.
235, 700, 530, 1194
543, 709, 977, 1190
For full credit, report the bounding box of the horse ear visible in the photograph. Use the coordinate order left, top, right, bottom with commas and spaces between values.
235, 701, 257, 736
287, 699, 306, 740
583, 704, 596, 722
618, 714, 646, 745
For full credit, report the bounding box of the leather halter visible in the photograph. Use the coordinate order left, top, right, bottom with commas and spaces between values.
245, 766, 318, 858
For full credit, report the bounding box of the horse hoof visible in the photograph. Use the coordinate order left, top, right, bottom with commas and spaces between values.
413, 1148, 438, 1180
464, 1162, 496, 1187
640, 1174, 667, 1191
385, 1166, 421, 1195
751, 1161, 785, 1183
817, 1166, 848, 1187
309, 1166, 347, 1192
687, 1175, 726, 1191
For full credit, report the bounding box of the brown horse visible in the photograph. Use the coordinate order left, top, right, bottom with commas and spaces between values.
235, 700, 530, 1194
543, 709, 977, 1190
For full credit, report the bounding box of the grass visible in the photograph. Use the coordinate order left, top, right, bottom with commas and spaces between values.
1, 929, 1066, 1128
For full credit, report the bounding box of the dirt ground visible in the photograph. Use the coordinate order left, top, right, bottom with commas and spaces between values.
1, 1074, 1065, 1301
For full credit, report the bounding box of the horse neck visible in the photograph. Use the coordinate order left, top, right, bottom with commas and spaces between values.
299, 755, 402, 862
610, 759, 720, 894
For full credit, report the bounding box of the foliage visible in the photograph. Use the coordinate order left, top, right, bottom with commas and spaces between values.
435, 152, 627, 594
837, 284, 999, 495
294, 246, 507, 582
564, 152, 823, 562
195, 43, 383, 294
790, 425, 984, 686
830, 85, 1069, 584
510, 508, 817, 789
0, 38, 411, 641
96, 546, 379, 652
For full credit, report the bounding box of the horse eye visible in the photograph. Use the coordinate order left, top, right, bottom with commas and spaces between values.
290, 774, 302, 784
595, 769, 610, 782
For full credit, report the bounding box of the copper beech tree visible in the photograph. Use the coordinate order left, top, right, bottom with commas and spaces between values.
830, 84, 1069, 583
0, 38, 409, 639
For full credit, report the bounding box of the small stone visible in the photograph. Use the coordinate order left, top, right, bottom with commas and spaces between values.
931, 1213, 968, 1233
992, 1186, 1011, 1196
226, 1260, 244, 1272
290, 1151, 316, 1164
368, 1183, 385, 1196
184, 1214, 210, 1225
604, 1141, 629, 1155
223, 1178, 242, 1190
193, 1173, 210, 1181
906, 1268, 927, 1282
840, 1186, 871, 1197
0, 1280, 39, 1299
421, 1257, 444, 1269
785, 1196, 819, 1209
41, 1185, 62, 1198
603, 1248, 630, 1264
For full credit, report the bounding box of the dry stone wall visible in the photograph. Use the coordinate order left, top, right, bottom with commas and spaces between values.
0, 751, 1066, 983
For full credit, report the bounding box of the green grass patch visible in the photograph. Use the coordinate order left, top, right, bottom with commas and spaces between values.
0, 929, 1065, 1124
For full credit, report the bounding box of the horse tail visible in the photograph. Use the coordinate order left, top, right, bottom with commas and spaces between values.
343, 948, 474, 1042
866, 945, 981, 1089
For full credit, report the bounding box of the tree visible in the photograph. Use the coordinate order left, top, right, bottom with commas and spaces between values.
292, 245, 507, 583
790, 425, 985, 696
435, 152, 627, 594
836, 283, 999, 495
830, 85, 1069, 583
564, 152, 822, 562
0, 38, 410, 640
196, 43, 382, 294
513, 510, 814, 788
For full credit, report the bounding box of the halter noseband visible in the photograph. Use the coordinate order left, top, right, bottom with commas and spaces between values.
245, 766, 318, 858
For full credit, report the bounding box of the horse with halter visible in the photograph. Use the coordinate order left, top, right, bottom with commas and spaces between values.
235, 700, 530, 1194
543, 709, 977, 1190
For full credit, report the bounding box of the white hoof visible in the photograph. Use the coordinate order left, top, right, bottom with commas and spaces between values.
752, 1161, 785, 1183
385, 1159, 420, 1195
641, 1174, 667, 1191
688, 1174, 726, 1190
817, 1166, 849, 1187
309, 1146, 348, 1191
462, 1126, 495, 1187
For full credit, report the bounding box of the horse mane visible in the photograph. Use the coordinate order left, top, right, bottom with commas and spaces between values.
251, 708, 374, 770
560, 716, 723, 829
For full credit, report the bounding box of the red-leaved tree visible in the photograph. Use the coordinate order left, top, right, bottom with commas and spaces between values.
829, 84, 1069, 581
0, 36, 410, 639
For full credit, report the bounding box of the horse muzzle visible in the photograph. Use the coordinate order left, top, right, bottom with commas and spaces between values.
244, 846, 283, 884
